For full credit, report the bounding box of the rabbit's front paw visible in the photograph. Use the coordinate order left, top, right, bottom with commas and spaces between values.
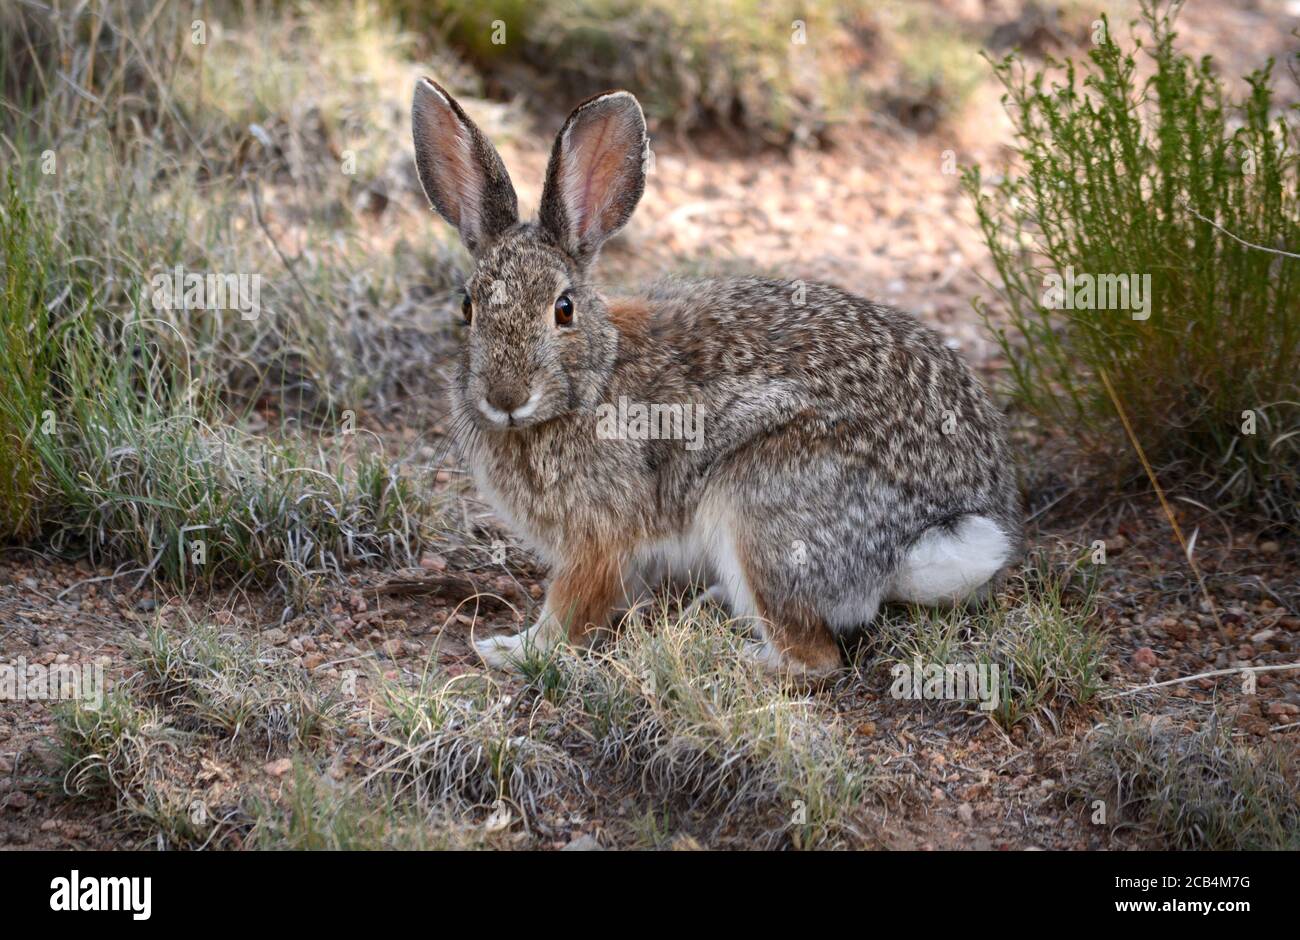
474, 620, 559, 671
474, 631, 530, 670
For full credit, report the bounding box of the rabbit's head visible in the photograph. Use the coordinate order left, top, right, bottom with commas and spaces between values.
412, 79, 648, 430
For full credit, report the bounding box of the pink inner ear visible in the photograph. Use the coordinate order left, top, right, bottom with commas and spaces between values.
561, 107, 639, 241
414, 85, 485, 238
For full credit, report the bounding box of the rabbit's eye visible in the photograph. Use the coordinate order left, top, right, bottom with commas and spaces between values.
461, 292, 473, 325
554, 294, 574, 327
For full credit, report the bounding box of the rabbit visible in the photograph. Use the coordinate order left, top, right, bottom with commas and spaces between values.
411, 78, 1023, 676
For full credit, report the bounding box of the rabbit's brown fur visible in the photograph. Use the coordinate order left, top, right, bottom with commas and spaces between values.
412, 79, 1023, 676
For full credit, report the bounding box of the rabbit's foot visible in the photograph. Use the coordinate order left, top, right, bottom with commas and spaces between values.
742, 639, 841, 679
683, 583, 725, 617
475, 622, 554, 670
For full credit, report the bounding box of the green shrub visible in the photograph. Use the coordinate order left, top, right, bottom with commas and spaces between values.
0, 177, 55, 537
965, 1, 1300, 523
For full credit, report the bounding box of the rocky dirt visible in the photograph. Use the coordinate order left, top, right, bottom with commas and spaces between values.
4, 480, 1296, 850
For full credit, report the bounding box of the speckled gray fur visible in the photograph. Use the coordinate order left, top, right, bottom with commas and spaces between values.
413, 80, 1023, 673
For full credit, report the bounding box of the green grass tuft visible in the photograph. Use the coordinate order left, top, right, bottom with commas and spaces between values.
544, 601, 877, 848
245, 761, 482, 850
132, 620, 338, 749
374, 666, 581, 822
0, 176, 55, 538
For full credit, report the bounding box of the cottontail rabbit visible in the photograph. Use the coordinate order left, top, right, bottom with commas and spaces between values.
412, 79, 1022, 676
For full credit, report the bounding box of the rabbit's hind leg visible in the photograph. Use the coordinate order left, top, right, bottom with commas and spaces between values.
743, 593, 845, 678
722, 530, 845, 678
693, 492, 854, 677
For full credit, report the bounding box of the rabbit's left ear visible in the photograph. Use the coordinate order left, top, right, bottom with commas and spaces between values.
539, 91, 648, 267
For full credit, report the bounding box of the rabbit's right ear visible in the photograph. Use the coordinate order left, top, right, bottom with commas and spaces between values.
412, 78, 518, 255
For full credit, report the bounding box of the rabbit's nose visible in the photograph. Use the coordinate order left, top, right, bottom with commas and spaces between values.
486, 385, 530, 415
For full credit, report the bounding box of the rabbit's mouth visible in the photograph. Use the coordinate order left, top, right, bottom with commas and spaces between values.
476, 388, 545, 430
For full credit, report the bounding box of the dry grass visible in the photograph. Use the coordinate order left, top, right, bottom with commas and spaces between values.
370, 664, 581, 827
53, 614, 343, 847
516, 600, 879, 848
132, 619, 339, 749
2, 1, 467, 421
1, 2, 472, 607
54, 687, 238, 849
245, 761, 489, 850
1071, 707, 1300, 850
